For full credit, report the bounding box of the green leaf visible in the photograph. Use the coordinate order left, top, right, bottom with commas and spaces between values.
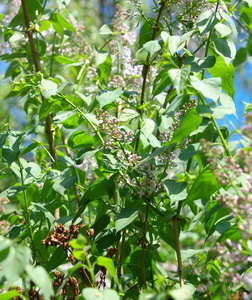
219, 92, 237, 117
79, 176, 115, 206
152, 68, 171, 96
157, 216, 176, 250
61, 112, 83, 129
167, 36, 181, 55
138, 293, 167, 300
180, 249, 202, 262
92, 214, 111, 235
115, 206, 140, 232
8, 0, 42, 28
0, 290, 19, 299
172, 108, 202, 143
142, 118, 155, 138
94, 48, 108, 66
139, 18, 161, 48
196, 11, 219, 35
26, 265, 53, 300
243, 0, 252, 7
68, 131, 94, 148
128, 250, 152, 281
143, 40, 162, 57
99, 24, 113, 35
39, 98, 53, 120
0, 237, 12, 261
0, 184, 30, 200
212, 34, 236, 65
214, 23, 232, 37
168, 285, 195, 300
186, 166, 222, 203
96, 256, 118, 284
40, 78, 58, 99
240, 2, 252, 31
190, 76, 222, 102
54, 13, 75, 32
97, 54, 112, 85
45, 246, 67, 271
96, 88, 122, 108
163, 180, 188, 204
82, 288, 120, 300
119, 109, 140, 121
52, 168, 77, 195
10, 158, 41, 183
53, 108, 78, 123
233, 47, 247, 67
54, 55, 81, 64
208, 55, 235, 98
136, 47, 149, 61
179, 143, 201, 161
2, 130, 25, 165
1, 245, 31, 285
183, 56, 216, 73
168, 65, 191, 94
219, 10, 238, 38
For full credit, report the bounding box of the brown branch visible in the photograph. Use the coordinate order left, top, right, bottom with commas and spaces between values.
117, 230, 126, 281
135, 2, 166, 151
233, 14, 252, 36
21, 0, 56, 161
172, 216, 184, 288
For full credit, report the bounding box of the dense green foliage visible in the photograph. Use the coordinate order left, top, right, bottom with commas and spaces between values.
0, 0, 252, 299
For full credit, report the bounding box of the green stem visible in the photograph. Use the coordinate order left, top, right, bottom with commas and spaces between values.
59, 93, 104, 143
19, 159, 37, 262
210, 114, 232, 157
141, 204, 149, 288
184, 252, 207, 279
50, 32, 56, 77
173, 216, 184, 288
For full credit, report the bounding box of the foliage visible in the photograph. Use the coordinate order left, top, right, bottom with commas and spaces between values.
0, 0, 252, 299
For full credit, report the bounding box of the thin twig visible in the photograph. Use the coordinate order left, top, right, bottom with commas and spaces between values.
233, 14, 252, 36
141, 204, 149, 288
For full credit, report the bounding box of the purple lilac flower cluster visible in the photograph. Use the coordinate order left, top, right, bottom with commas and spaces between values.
75, 155, 98, 180
201, 113, 252, 289
158, 99, 196, 166
109, 5, 143, 92
95, 108, 135, 151
121, 161, 164, 199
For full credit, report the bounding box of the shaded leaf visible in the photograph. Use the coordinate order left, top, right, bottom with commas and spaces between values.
186, 166, 222, 203
97, 256, 118, 284
115, 206, 140, 232
68, 131, 94, 149
26, 265, 53, 300
183, 56, 216, 73
163, 180, 188, 204
196, 11, 219, 35
52, 168, 77, 195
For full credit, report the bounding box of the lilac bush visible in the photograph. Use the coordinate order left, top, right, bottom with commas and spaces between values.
0, 0, 252, 299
